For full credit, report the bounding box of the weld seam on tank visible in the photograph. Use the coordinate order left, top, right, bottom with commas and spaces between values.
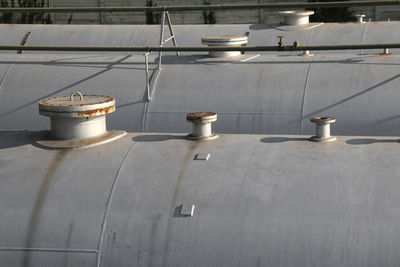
96, 142, 137, 267
0, 247, 99, 253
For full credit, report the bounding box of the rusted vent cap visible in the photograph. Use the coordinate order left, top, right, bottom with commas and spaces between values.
310, 116, 336, 124
186, 112, 217, 123
39, 92, 115, 118
201, 35, 248, 45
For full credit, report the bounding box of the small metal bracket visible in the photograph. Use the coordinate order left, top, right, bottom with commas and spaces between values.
18, 31, 31, 54
144, 53, 161, 102
194, 153, 211, 161
175, 204, 195, 217
278, 36, 284, 48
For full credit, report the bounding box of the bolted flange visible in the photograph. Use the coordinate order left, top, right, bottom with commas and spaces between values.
310, 116, 337, 143
186, 112, 219, 141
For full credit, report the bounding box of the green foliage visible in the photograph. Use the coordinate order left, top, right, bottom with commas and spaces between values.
203, 1, 216, 24
0, 0, 52, 24
308, 0, 355, 22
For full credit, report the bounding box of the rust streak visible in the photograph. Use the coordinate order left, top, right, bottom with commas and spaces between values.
22, 150, 68, 267
186, 112, 216, 120
76, 105, 115, 117
18, 31, 31, 54
161, 141, 198, 266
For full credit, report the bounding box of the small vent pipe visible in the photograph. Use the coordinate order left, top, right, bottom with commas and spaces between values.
201, 35, 248, 58
186, 112, 219, 141
310, 116, 337, 143
39, 92, 115, 140
279, 10, 314, 25
355, 14, 366, 23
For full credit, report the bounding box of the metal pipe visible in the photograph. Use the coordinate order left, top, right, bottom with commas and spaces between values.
0, 1, 399, 13
1, 43, 400, 52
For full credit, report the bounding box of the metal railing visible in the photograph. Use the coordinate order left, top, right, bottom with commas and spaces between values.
0, 1, 399, 13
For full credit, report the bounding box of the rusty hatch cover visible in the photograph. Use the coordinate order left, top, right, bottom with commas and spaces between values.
39, 92, 115, 118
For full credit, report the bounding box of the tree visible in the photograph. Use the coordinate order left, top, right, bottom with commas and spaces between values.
308, 0, 354, 22
0, 0, 52, 24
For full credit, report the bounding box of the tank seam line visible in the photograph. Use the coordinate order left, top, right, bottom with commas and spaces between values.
96, 142, 137, 267
0, 247, 98, 253
127, 26, 139, 54
359, 21, 369, 54
0, 63, 15, 97
300, 58, 314, 135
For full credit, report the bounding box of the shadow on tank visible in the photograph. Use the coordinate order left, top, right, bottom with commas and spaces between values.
260, 136, 309, 143
0, 130, 49, 149
132, 134, 186, 142
345, 138, 399, 145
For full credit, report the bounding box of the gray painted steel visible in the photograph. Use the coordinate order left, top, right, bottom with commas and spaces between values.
0, 22, 400, 55
0, 22, 400, 136
0, 131, 399, 266
0, 53, 400, 136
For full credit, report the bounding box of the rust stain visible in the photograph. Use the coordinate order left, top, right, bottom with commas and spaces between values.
18, 31, 31, 54
38, 95, 114, 107
171, 141, 198, 205
161, 141, 198, 266
22, 150, 68, 267
76, 105, 115, 117
186, 111, 216, 121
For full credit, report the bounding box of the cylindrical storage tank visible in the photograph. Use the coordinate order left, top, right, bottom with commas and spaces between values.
1, 22, 400, 136
0, 131, 399, 266
1, 53, 400, 136
1, 22, 400, 55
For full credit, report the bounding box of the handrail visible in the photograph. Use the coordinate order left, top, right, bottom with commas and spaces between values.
0, 43, 399, 52
0, 1, 399, 13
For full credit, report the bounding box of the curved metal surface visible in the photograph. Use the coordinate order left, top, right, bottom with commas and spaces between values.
0, 22, 400, 55
0, 131, 399, 266
0, 52, 400, 136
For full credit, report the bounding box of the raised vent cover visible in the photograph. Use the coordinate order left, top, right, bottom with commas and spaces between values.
201, 35, 248, 58
38, 92, 125, 148
279, 10, 314, 25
